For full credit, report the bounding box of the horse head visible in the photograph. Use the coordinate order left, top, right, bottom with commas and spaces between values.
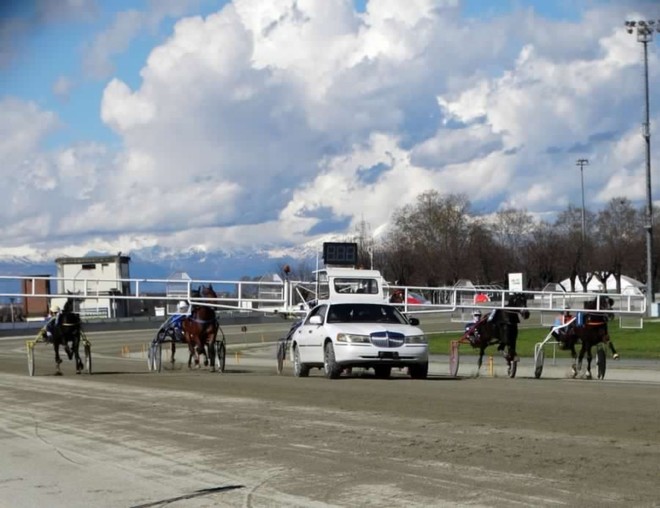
62, 290, 84, 314
506, 293, 530, 320
585, 295, 615, 320
200, 284, 217, 299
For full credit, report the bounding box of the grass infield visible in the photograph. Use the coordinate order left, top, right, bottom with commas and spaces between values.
427, 320, 660, 359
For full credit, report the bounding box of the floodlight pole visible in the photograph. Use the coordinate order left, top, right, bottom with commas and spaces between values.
625, 19, 658, 316
576, 158, 589, 243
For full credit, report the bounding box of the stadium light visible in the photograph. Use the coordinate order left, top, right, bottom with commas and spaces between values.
625, 19, 659, 316
576, 159, 589, 243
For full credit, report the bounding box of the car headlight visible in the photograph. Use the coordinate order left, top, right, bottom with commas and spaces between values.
336, 333, 371, 343
405, 335, 427, 344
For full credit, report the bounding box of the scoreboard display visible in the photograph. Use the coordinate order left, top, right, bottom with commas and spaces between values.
323, 242, 358, 266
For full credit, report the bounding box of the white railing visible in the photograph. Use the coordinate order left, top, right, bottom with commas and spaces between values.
0, 275, 647, 317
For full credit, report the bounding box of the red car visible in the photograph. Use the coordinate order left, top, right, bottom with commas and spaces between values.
407, 292, 430, 305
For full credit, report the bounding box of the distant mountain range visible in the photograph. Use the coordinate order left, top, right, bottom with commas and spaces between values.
0, 241, 332, 282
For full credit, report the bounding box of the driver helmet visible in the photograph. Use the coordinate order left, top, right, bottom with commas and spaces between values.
177, 300, 189, 312
50, 305, 60, 314
472, 310, 482, 319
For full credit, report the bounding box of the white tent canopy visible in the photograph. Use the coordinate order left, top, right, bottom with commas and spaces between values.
558, 274, 644, 293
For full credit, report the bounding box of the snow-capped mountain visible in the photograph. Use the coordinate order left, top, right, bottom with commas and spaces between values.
0, 243, 325, 282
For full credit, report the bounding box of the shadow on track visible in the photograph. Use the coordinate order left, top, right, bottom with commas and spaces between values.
130, 485, 244, 508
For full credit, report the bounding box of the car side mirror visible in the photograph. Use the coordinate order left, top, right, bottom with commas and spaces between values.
408, 317, 419, 326
309, 315, 323, 325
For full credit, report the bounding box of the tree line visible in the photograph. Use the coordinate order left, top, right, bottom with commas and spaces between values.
352, 190, 657, 294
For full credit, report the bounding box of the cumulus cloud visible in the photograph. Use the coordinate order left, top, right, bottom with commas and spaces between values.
81, 0, 206, 79
2, 0, 660, 262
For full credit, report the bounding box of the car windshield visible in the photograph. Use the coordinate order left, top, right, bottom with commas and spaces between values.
326, 303, 408, 324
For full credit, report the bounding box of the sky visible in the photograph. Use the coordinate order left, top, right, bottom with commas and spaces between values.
1, 0, 659, 263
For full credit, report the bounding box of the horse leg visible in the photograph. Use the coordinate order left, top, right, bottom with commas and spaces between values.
577, 344, 586, 378
187, 344, 194, 369
73, 341, 83, 374
608, 338, 619, 359
208, 341, 216, 372
54, 343, 63, 376
194, 343, 201, 368
570, 345, 578, 378
476, 347, 485, 377
187, 343, 200, 369
64, 339, 73, 360
199, 343, 209, 367
581, 345, 592, 379
585, 347, 593, 379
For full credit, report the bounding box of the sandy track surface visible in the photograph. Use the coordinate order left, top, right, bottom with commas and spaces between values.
1, 329, 660, 507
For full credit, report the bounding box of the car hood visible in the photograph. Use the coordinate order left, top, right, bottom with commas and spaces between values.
324, 322, 424, 336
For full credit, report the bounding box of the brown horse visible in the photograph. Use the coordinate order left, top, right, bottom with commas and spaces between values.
176, 285, 220, 371
570, 296, 617, 379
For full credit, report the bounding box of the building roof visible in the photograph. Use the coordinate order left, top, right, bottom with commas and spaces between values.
55, 255, 131, 265
167, 271, 192, 281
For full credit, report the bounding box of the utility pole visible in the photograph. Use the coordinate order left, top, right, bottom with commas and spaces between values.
625, 19, 659, 316
576, 158, 589, 244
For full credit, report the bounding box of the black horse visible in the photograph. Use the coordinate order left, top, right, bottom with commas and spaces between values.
463, 293, 530, 378
40, 296, 84, 375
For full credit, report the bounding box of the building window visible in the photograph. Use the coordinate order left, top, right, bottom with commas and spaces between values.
82, 264, 95, 270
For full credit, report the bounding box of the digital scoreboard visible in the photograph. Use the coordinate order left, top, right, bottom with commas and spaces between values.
322, 242, 358, 266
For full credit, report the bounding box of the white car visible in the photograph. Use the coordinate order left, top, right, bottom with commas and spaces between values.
289, 301, 428, 379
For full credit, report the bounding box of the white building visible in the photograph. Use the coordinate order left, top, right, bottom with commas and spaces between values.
54, 255, 131, 318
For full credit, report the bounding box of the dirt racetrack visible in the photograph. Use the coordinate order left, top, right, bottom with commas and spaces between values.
1, 324, 660, 508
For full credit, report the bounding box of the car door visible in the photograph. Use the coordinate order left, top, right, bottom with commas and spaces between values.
297, 304, 328, 364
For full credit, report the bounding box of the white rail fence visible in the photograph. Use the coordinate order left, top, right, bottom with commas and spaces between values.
0, 275, 647, 321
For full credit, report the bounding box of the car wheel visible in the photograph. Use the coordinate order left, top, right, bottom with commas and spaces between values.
408, 362, 428, 379
373, 365, 391, 379
293, 345, 310, 378
323, 341, 342, 379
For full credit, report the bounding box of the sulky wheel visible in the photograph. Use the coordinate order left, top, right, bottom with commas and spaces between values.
27, 342, 36, 377
149, 343, 162, 373
449, 340, 460, 378
534, 346, 545, 379
155, 343, 163, 372
147, 344, 154, 371
597, 343, 607, 380
215, 341, 226, 373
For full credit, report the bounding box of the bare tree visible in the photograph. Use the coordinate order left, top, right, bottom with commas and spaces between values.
386, 191, 473, 286
523, 221, 563, 289
351, 218, 375, 269
591, 198, 642, 292
489, 208, 536, 285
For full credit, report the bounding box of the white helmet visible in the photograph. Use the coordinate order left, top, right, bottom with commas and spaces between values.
177, 300, 188, 311
50, 305, 60, 313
